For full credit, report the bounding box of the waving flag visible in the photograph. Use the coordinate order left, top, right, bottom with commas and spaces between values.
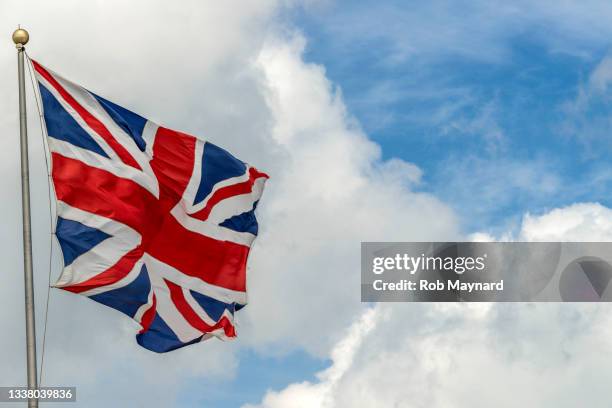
32, 60, 268, 352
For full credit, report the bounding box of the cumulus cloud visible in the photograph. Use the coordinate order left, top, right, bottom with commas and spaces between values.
247, 203, 612, 408
241, 34, 459, 356
243, 307, 379, 408
519, 203, 612, 241
249, 301, 612, 408
0, 1, 281, 405
0, 0, 459, 406
3, 1, 612, 407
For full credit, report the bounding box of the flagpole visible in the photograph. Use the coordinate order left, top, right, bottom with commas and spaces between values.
13, 27, 39, 408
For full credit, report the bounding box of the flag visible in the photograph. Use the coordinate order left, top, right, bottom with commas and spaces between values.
32, 60, 268, 352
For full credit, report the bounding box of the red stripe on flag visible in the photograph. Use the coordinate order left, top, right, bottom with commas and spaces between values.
164, 279, 236, 337
61, 246, 144, 294
51, 153, 157, 235
146, 127, 250, 291
147, 214, 250, 292
139, 294, 157, 334
150, 127, 197, 210
32, 60, 142, 170
52, 153, 249, 292
191, 167, 269, 221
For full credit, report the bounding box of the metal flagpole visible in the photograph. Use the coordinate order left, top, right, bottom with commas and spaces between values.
12, 27, 39, 408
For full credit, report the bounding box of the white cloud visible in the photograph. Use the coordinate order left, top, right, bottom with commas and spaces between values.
0, 1, 460, 406
519, 203, 612, 241
240, 35, 459, 356
247, 203, 612, 408
441, 99, 507, 154
243, 307, 379, 408
0, 1, 281, 405
307, 0, 612, 64
561, 52, 612, 155
430, 155, 563, 230
3, 2, 612, 407
588, 56, 612, 93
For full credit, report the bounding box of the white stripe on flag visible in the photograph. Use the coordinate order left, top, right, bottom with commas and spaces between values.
143, 254, 247, 305
148, 270, 203, 343
48, 138, 158, 196
53, 201, 141, 288
205, 176, 266, 224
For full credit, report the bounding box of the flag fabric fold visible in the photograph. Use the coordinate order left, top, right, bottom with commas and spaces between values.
32, 59, 268, 352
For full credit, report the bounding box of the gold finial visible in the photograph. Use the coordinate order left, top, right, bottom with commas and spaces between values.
12, 27, 29, 47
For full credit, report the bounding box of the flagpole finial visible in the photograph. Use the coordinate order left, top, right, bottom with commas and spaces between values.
12, 27, 29, 48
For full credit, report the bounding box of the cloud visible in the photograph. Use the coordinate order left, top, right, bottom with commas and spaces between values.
440, 99, 507, 154
240, 33, 459, 355
246, 203, 612, 408
3, 2, 611, 407
242, 307, 379, 408
560, 53, 612, 156
430, 154, 563, 231
305, 0, 612, 65
0, 1, 282, 405
0, 1, 460, 406
519, 202, 612, 241
588, 56, 612, 93
259, 302, 612, 408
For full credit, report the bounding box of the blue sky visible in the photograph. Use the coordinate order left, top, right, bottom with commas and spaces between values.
201, 2, 612, 405
180, 349, 328, 407
291, 1, 612, 233
4, 2, 612, 408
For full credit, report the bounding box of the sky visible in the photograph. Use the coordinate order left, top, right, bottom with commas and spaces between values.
293, 0, 612, 233
1, 1, 612, 407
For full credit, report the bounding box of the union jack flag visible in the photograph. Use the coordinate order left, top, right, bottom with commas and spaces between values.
32, 60, 268, 352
